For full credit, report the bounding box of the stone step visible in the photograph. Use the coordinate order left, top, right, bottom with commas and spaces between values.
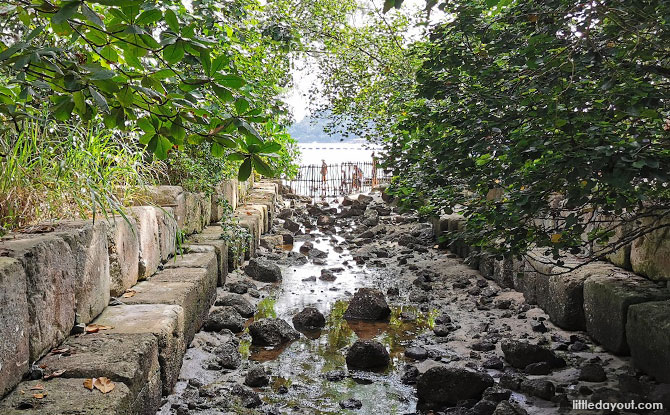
0, 179, 279, 412
0, 378, 134, 414
37, 333, 161, 414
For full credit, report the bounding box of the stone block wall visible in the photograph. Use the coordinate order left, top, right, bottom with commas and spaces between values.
0, 178, 278, 407
431, 212, 670, 384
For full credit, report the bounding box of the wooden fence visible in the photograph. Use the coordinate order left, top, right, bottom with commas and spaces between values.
284, 161, 391, 199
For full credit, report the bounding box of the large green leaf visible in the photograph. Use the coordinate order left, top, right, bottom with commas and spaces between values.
252, 154, 274, 177
238, 157, 252, 181
163, 41, 184, 64
52, 1, 80, 25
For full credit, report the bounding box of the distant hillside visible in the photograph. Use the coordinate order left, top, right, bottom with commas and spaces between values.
288, 112, 364, 143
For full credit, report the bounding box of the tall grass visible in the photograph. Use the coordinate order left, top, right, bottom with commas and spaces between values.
0, 122, 159, 234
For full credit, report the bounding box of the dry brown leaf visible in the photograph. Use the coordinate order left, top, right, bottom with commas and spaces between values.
85, 324, 113, 334
93, 377, 115, 394
30, 384, 44, 391
50, 347, 71, 356
32, 393, 46, 399
83, 378, 94, 391
121, 289, 136, 298
43, 369, 65, 380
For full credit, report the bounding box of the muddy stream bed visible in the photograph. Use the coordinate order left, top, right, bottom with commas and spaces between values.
159, 193, 669, 415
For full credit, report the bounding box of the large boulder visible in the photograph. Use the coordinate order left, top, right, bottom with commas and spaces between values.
0, 257, 30, 397
106, 215, 140, 297
629, 214, 670, 280
1, 234, 77, 361
583, 270, 670, 354
215, 292, 255, 317
292, 307, 326, 331
131, 206, 161, 279
626, 300, 670, 383
244, 258, 282, 283
203, 306, 246, 333
417, 366, 494, 407
501, 340, 565, 369
53, 220, 110, 324
343, 288, 391, 320
249, 318, 300, 346
244, 365, 269, 387
346, 340, 390, 370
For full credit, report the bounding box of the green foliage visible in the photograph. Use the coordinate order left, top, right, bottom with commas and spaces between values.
384, 0, 670, 262
219, 199, 251, 257
293, 0, 670, 265
0, 0, 297, 178
0, 121, 156, 233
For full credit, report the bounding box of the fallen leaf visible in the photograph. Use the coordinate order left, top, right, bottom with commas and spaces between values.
43, 369, 65, 380
85, 324, 113, 334
121, 289, 136, 298
32, 393, 46, 399
83, 378, 94, 391
50, 347, 70, 355
30, 385, 44, 391
550, 233, 562, 243
93, 377, 115, 394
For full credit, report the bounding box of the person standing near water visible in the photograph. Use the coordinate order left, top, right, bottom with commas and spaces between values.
371, 152, 378, 187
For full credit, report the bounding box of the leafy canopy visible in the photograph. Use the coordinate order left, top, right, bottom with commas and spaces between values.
0, 0, 295, 180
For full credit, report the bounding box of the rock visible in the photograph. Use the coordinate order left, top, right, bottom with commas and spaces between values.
630, 215, 670, 280
260, 235, 284, 250
520, 378, 555, 400
215, 293, 255, 317
299, 241, 313, 253
501, 340, 565, 369
203, 306, 245, 333
346, 340, 390, 369
227, 281, 249, 294
339, 398, 363, 410
482, 386, 512, 403
530, 320, 548, 333
498, 373, 524, 391
401, 365, 420, 384
343, 288, 391, 321
283, 218, 301, 233
524, 362, 552, 375
433, 324, 456, 337
244, 365, 269, 387
282, 233, 294, 245
231, 384, 262, 408
472, 399, 498, 415
325, 369, 346, 381
472, 341, 496, 352
319, 269, 337, 281
583, 270, 670, 354
244, 258, 282, 283
0, 257, 30, 397
214, 342, 241, 369
626, 300, 670, 383
483, 357, 504, 370
417, 366, 494, 407
579, 363, 607, 382
493, 401, 528, 415
308, 248, 328, 258
317, 215, 335, 227
292, 307, 326, 331
248, 318, 300, 346
358, 194, 374, 204
405, 346, 428, 360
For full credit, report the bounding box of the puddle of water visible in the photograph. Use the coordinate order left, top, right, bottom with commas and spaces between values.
243, 224, 437, 414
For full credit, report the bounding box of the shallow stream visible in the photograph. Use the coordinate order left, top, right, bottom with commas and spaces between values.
242, 229, 436, 414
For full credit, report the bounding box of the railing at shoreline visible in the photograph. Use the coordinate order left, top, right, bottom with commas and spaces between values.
284, 161, 391, 199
